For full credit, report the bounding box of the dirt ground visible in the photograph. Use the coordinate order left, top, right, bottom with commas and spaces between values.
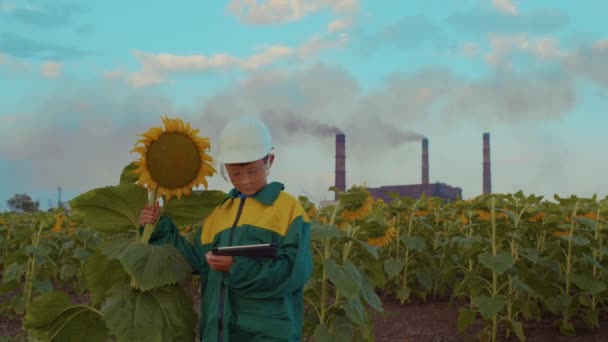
374, 295, 608, 342
2, 289, 608, 341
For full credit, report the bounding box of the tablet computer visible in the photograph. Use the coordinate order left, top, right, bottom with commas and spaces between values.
211, 243, 277, 258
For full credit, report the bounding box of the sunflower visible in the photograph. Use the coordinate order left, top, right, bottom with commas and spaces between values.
51, 213, 66, 233
367, 227, 397, 247
341, 196, 374, 222
528, 212, 546, 223
552, 230, 572, 238
131, 116, 216, 200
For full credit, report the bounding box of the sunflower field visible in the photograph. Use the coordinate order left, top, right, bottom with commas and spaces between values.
2, 186, 608, 341
1, 117, 607, 341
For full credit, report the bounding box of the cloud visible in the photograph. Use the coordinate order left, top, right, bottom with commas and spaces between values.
461, 42, 479, 57
485, 34, 566, 68
113, 45, 294, 88
492, 0, 517, 15
327, 18, 352, 33
227, 0, 358, 25
1, 2, 86, 29
197, 62, 579, 155
356, 16, 447, 53
0, 81, 176, 198
565, 42, 608, 88
0, 32, 90, 60
110, 31, 350, 88
0, 50, 30, 73
0, 1, 16, 12
41, 61, 62, 78
299, 33, 348, 59
447, 8, 569, 34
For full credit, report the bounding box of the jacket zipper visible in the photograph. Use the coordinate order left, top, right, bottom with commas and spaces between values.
217, 197, 246, 342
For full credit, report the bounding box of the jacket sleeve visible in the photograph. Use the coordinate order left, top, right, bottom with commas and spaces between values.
226, 215, 312, 299
148, 216, 207, 275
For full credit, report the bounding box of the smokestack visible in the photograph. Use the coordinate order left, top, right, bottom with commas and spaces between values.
421, 138, 429, 185
335, 133, 346, 200
483, 133, 491, 194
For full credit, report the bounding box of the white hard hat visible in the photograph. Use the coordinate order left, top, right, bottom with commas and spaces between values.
217, 117, 274, 164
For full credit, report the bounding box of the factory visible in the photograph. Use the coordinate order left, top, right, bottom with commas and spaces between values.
331, 132, 492, 202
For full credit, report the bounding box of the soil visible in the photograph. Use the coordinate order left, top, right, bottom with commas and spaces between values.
374, 294, 608, 342
2, 287, 608, 341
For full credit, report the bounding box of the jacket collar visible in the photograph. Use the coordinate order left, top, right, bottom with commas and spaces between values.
226, 181, 284, 206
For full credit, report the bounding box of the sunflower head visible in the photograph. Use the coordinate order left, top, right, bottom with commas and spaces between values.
339, 185, 373, 222
131, 116, 216, 200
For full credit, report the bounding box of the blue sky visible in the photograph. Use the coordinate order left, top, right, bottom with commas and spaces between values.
1, 0, 608, 210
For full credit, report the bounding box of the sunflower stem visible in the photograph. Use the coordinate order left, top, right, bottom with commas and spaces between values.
140, 188, 159, 244
131, 189, 158, 289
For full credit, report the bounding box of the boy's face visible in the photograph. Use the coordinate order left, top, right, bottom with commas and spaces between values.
225, 155, 273, 196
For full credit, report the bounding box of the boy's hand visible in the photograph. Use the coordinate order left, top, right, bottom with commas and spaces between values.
205, 252, 234, 273
139, 201, 160, 226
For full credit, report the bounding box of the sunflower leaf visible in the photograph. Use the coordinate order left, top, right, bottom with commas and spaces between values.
162, 190, 226, 227
69, 184, 147, 234
85, 252, 129, 307
119, 243, 191, 291
120, 162, 140, 185
24, 291, 108, 342
100, 284, 196, 342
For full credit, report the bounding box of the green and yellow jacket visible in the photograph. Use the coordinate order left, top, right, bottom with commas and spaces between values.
149, 182, 313, 341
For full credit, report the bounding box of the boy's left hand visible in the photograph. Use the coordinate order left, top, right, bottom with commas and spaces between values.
205, 252, 234, 273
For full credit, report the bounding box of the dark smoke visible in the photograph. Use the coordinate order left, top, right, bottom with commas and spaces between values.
261, 110, 342, 141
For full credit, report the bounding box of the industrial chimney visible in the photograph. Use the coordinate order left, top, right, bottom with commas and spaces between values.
483, 133, 491, 194
421, 138, 429, 185
335, 133, 346, 200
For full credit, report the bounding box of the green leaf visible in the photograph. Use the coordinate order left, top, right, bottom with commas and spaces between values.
24, 291, 108, 342
333, 316, 355, 341
0, 280, 19, 296
401, 235, 426, 252
415, 267, 433, 290
120, 162, 140, 185
572, 216, 596, 231
60, 264, 76, 280
3, 263, 26, 283
324, 259, 361, 299
457, 307, 476, 333
571, 274, 606, 295
343, 297, 365, 325
101, 284, 196, 342
73, 247, 92, 263
561, 235, 590, 246
85, 252, 129, 307
544, 293, 571, 314
472, 295, 505, 320
162, 190, 226, 227
354, 238, 378, 259
583, 254, 607, 273
69, 184, 147, 234
311, 223, 341, 240
507, 319, 525, 342
25, 245, 51, 257
559, 321, 576, 336
119, 242, 191, 291
313, 324, 331, 342
100, 235, 133, 260
397, 286, 411, 304
383, 258, 404, 279
31, 279, 53, 294
359, 276, 383, 312
478, 253, 515, 275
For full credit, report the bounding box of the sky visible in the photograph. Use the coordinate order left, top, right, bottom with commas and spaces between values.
1, 0, 608, 210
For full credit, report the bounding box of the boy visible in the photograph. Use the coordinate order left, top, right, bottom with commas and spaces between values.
139, 117, 313, 342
